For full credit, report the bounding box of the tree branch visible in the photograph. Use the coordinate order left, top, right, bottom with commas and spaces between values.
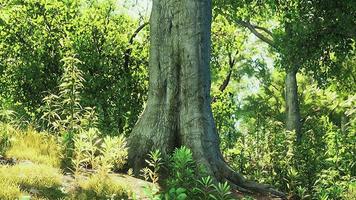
252, 24, 273, 37
235, 19, 276, 48
123, 22, 149, 69
211, 50, 238, 103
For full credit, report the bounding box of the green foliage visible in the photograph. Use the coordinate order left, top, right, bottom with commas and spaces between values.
141, 149, 163, 184
219, 69, 355, 199
192, 177, 234, 200
143, 147, 235, 200
0, 123, 13, 156
41, 55, 97, 135
167, 147, 196, 190
192, 176, 215, 200
0, 0, 148, 135
73, 128, 128, 175
210, 182, 234, 200
163, 187, 187, 200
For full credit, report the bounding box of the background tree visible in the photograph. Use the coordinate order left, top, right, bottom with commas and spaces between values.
215, 0, 356, 142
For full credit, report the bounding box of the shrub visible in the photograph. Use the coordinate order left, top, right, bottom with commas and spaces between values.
345, 181, 356, 200
73, 128, 128, 175
167, 147, 196, 190
143, 147, 234, 200
140, 149, 163, 184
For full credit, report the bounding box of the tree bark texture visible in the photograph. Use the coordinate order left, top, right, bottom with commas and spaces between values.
285, 69, 302, 143
128, 0, 284, 197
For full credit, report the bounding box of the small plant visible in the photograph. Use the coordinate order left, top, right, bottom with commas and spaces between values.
73, 128, 101, 175
41, 56, 85, 133
72, 128, 128, 176
193, 176, 215, 200
160, 147, 234, 199
141, 149, 163, 184
210, 182, 234, 200
167, 146, 196, 190
163, 187, 187, 200
143, 184, 161, 200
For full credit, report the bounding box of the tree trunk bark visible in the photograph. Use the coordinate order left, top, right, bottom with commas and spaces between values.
285, 69, 302, 143
128, 0, 284, 197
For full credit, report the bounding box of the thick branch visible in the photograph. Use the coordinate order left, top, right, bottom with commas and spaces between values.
123, 22, 149, 69
235, 19, 276, 48
252, 24, 273, 37
211, 50, 238, 103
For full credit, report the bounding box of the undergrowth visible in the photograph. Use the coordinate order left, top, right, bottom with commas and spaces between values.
72, 173, 133, 200
0, 163, 64, 200
5, 127, 62, 167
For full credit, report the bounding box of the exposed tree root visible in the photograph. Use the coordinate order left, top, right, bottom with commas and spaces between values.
217, 160, 286, 199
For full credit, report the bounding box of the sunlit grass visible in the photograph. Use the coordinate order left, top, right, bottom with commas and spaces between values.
0, 179, 21, 200
5, 127, 62, 167
0, 163, 63, 199
72, 173, 132, 199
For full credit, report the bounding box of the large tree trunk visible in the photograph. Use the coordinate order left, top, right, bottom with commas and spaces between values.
285, 69, 302, 143
128, 0, 284, 197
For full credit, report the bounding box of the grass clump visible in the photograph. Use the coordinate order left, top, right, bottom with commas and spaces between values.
0, 162, 64, 199
0, 179, 21, 200
5, 128, 61, 167
72, 173, 132, 200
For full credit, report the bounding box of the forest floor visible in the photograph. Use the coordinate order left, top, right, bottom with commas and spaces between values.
0, 128, 281, 200
0, 156, 282, 200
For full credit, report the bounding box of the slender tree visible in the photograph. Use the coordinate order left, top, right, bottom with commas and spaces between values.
128, 0, 283, 196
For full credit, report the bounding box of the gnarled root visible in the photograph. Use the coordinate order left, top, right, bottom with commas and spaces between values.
216, 159, 286, 199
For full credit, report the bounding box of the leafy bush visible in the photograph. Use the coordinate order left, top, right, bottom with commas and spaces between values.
167, 147, 196, 190
143, 147, 234, 200
344, 181, 356, 200
73, 128, 128, 175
